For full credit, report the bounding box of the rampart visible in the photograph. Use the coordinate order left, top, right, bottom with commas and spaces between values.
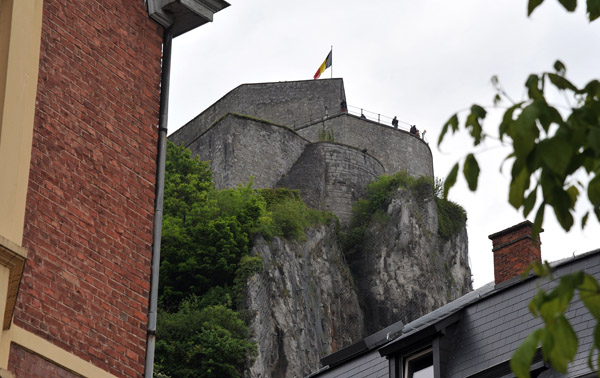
170, 79, 346, 146
185, 114, 309, 189
170, 78, 434, 224
296, 114, 433, 177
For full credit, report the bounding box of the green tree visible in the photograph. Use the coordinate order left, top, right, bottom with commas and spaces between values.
439, 1, 600, 376
159, 143, 267, 310
155, 299, 256, 378
156, 142, 334, 377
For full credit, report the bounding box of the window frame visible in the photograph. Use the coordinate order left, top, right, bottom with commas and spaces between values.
403, 347, 434, 378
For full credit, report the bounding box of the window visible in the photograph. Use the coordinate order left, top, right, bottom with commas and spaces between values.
404, 348, 433, 378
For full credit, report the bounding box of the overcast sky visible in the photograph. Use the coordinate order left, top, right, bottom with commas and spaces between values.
167, 0, 600, 288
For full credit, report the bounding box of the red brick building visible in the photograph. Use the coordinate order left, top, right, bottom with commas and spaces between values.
0, 0, 227, 377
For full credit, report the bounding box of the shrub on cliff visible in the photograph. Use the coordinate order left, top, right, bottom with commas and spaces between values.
341, 171, 467, 253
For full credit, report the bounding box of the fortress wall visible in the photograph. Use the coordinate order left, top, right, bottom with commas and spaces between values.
296, 114, 434, 178
170, 79, 347, 145
277, 143, 384, 224
185, 114, 309, 189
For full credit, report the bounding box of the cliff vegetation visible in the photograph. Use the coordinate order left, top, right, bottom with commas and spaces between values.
155, 142, 334, 378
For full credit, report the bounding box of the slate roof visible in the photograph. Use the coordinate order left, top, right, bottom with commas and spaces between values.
309, 249, 600, 378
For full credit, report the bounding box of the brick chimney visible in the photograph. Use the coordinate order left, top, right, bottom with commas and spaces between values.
488, 221, 542, 285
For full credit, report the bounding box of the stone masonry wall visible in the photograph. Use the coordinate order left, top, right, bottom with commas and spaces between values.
16, 0, 163, 376
169, 79, 346, 146
297, 114, 434, 177
277, 142, 385, 224
186, 114, 309, 189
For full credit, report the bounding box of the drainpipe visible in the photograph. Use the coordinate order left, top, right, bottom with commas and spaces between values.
145, 26, 173, 378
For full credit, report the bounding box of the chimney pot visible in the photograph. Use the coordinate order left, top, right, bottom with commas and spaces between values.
488, 221, 542, 285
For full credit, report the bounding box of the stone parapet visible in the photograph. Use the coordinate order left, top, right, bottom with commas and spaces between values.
170, 78, 346, 146
186, 114, 309, 189
296, 114, 433, 177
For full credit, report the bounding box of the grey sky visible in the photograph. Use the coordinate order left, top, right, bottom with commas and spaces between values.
168, 0, 600, 288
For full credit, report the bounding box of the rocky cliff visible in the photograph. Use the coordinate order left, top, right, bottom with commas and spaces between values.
243, 187, 471, 378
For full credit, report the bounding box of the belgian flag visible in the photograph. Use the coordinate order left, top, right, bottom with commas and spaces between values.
313, 50, 332, 79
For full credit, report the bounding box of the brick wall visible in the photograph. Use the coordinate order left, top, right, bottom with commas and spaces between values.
489, 221, 542, 285
8, 344, 83, 378
15, 0, 163, 376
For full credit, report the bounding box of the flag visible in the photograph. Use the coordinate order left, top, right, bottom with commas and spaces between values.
313, 50, 332, 79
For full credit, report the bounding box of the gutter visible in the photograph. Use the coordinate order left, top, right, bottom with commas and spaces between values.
144, 26, 173, 378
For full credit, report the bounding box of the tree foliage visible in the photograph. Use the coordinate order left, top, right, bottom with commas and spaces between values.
155, 299, 256, 378
510, 262, 600, 377
157, 142, 334, 377
438, 1, 600, 377
440, 61, 600, 233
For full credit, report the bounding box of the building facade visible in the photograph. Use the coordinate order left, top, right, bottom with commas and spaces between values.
0, 0, 226, 376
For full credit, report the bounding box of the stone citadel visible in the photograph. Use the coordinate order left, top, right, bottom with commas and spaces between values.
169, 78, 433, 223
170, 79, 472, 377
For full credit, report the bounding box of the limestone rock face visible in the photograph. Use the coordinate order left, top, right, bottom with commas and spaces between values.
245, 226, 364, 378
244, 188, 472, 377
346, 188, 472, 333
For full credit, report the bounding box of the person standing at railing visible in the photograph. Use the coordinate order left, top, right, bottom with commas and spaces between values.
392, 116, 399, 129
340, 101, 347, 113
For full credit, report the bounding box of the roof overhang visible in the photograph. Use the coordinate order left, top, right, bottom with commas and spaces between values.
147, 0, 230, 37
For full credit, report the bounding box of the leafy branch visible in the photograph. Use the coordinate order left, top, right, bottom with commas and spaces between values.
438, 1, 600, 377
510, 262, 600, 377
439, 60, 600, 233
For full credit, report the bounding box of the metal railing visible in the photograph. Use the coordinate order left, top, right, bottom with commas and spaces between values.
291, 104, 420, 135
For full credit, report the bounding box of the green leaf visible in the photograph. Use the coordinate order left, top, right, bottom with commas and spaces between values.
499, 103, 522, 140
579, 274, 600, 319
525, 74, 543, 100
511, 329, 542, 378
548, 73, 578, 91
528, 0, 545, 15
466, 105, 487, 145
444, 163, 459, 199
547, 315, 578, 372
463, 154, 480, 191
582, 211, 589, 228
553, 60, 567, 75
438, 114, 459, 146
509, 165, 530, 208
532, 261, 545, 277
536, 102, 563, 133
558, 0, 577, 11
538, 137, 574, 176
493, 94, 502, 106
523, 187, 538, 217
534, 203, 545, 234
588, 0, 600, 21
588, 127, 600, 155
589, 175, 600, 206
513, 103, 540, 159
551, 189, 575, 231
